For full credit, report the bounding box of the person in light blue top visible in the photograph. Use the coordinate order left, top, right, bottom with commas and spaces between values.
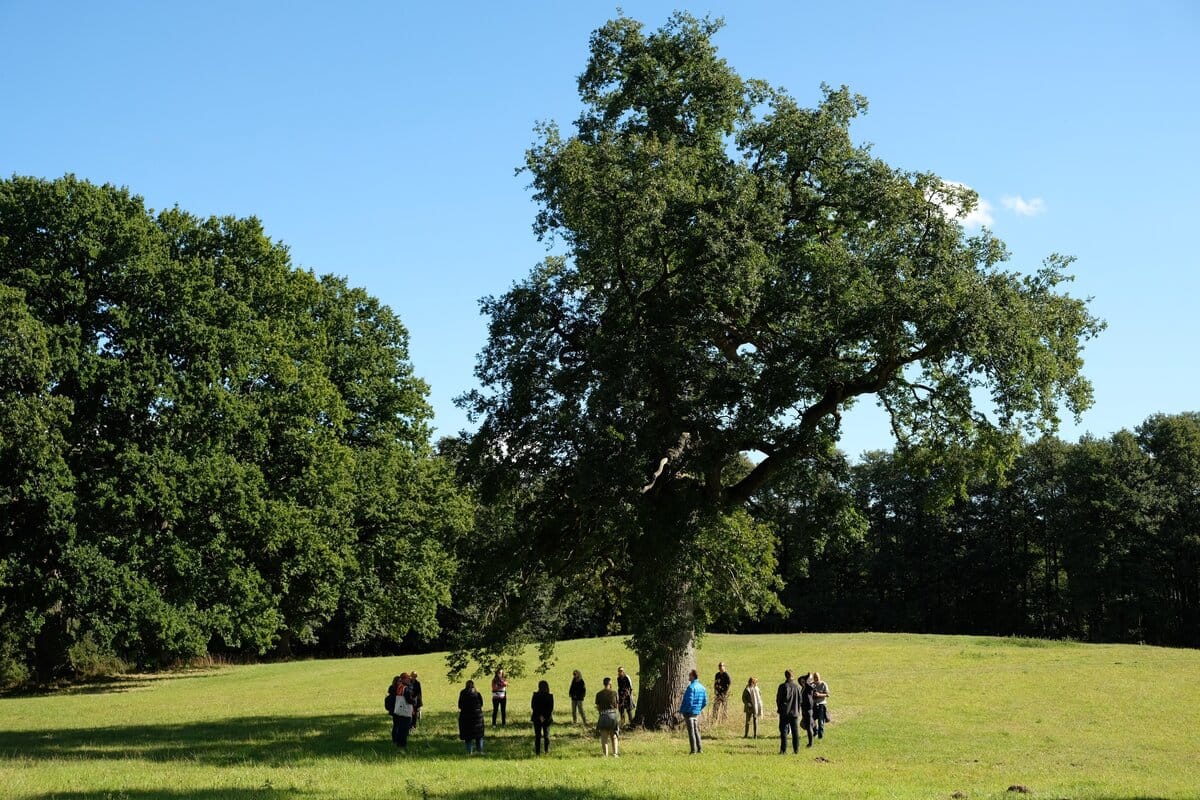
678, 669, 708, 754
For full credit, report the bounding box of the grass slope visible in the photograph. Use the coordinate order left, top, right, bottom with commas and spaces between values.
1, 633, 1197, 799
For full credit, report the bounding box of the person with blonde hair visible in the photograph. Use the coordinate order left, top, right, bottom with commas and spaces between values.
741, 676, 763, 738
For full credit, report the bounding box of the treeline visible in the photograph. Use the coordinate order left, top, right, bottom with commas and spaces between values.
3, 175, 1197, 688
754, 414, 1200, 648
0, 176, 471, 685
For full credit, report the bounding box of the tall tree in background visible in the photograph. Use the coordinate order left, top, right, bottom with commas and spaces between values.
458, 13, 1103, 725
0, 175, 469, 683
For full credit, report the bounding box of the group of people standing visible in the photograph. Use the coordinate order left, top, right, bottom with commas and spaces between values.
678, 664, 830, 755
384, 671, 424, 749
389, 661, 831, 757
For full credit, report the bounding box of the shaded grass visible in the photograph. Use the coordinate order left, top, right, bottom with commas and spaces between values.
2, 633, 1198, 799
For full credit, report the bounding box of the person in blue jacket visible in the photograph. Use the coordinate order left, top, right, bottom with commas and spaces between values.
678, 669, 708, 754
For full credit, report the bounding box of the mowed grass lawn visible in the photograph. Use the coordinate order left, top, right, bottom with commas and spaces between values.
2, 633, 1198, 800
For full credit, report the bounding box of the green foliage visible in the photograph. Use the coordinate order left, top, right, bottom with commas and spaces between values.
456, 12, 1101, 717
0, 175, 469, 683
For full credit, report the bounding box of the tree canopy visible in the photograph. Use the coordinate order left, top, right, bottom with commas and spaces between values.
0, 175, 470, 684
456, 13, 1103, 725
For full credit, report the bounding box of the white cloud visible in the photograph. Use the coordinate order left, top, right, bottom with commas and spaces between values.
1001, 195, 1047, 216
930, 181, 994, 228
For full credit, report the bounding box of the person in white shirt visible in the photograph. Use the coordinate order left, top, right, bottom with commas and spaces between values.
811, 671, 830, 739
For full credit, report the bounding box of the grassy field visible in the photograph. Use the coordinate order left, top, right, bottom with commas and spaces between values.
1, 633, 1197, 800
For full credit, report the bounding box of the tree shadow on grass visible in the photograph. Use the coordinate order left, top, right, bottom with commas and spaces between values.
440, 789, 656, 800
24, 790, 301, 800
0, 712, 574, 766
2, 670, 226, 699
23, 788, 659, 800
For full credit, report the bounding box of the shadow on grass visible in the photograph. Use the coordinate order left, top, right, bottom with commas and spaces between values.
3, 670, 225, 698
440, 789, 656, 800
0, 712, 583, 766
23, 791, 301, 800
23, 789, 661, 800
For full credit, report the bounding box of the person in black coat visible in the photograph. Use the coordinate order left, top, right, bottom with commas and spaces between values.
409, 671, 424, 728
458, 679, 486, 754
799, 672, 816, 748
531, 679, 555, 755
775, 670, 803, 754
569, 669, 588, 724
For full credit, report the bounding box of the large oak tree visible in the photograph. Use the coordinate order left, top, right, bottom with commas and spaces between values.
458, 13, 1103, 725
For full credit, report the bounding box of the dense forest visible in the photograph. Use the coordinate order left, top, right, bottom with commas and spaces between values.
1, 174, 1195, 688
756, 414, 1200, 648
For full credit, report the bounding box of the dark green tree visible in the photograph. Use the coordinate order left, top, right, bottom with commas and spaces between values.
0, 175, 467, 683
457, 13, 1102, 724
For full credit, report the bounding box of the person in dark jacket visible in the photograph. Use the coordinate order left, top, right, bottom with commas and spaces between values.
458, 679, 486, 754
799, 671, 816, 748
712, 662, 732, 722
568, 670, 588, 724
409, 671, 424, 729
531, 679, 555, 755
385, 675, 402, 745
776, 670, 802, 754
616, 666, 635, 727
393, 673, 415, 748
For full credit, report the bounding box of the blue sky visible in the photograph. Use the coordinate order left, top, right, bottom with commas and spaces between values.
2, 1, 1197, 459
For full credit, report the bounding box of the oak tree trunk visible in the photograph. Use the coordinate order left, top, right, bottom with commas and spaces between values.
632, 627, 695, 729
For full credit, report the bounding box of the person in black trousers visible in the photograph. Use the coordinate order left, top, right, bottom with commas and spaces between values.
569, 670, 588, 724
531, 680, 554, 755
775, 670, 802, 754
799, 671, 816, 748
616, 666, 635, 727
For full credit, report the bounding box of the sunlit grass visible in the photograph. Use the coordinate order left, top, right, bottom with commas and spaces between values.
2, 633, 1198, 799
